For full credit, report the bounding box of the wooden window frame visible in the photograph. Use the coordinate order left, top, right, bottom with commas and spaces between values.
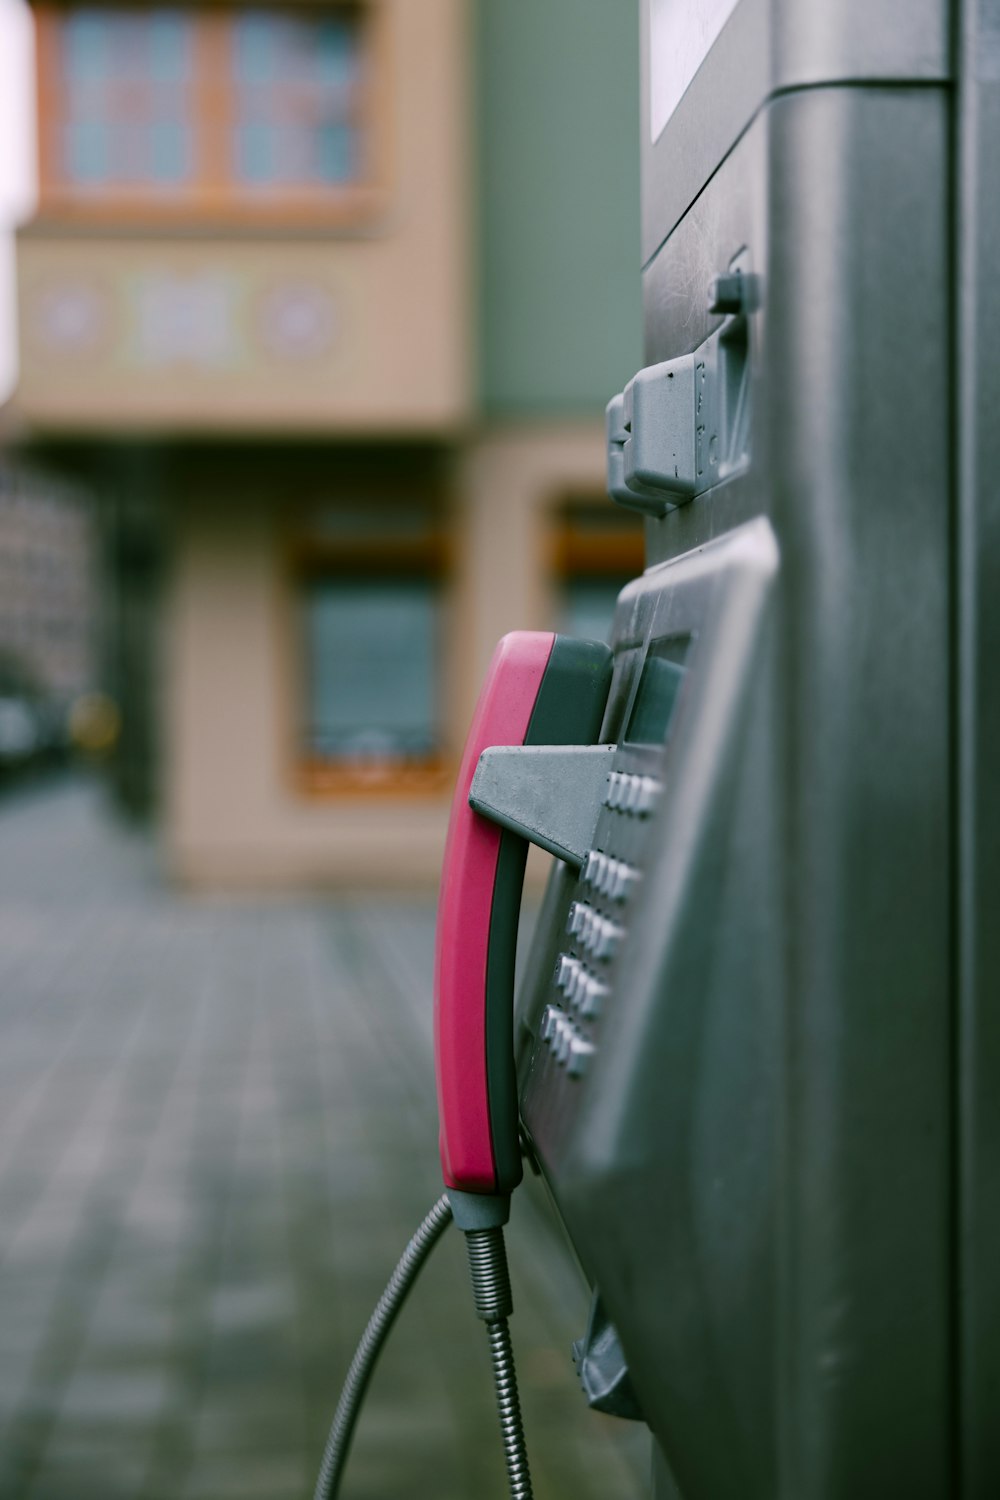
33, 0, 391, 229
548, 499, 645, 580
290, 530, 454, 800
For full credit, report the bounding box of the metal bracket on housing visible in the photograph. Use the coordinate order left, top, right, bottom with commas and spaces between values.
469, 745, 616, 868
606, 356, 698, 515
607, 261, 755, 517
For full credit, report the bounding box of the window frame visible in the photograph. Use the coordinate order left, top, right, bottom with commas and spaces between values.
289, 525, 455, 800
33, 1, 391, 229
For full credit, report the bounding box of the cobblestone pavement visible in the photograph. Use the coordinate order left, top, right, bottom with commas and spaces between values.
0, 779, 647, 1500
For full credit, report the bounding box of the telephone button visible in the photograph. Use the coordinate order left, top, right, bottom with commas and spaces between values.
555, 953, 576, 992
588, 854, 638, 902
576, 911, 614, 961
593, 854, 612, 898
609, 860, 639, 903
621, 775, 643, 813
635, 776, 661, 816
604, 771, 626, 810
541, 1006, 594, 1075
591, 915, 624, 962
554, 1015, 574, 1065
578, 974, 608, 1019
568, 1034, 595, 1078
570, 902, 602, 951
602, 770, 662, 818
541, 1004, 562, 1043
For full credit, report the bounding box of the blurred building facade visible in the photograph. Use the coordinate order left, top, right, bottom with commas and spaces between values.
8, 0, 642, 884
0, 458, 95, 704
0, 455, 98, 770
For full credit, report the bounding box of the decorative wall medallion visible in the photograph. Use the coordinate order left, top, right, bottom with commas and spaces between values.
256, 281, 339, 361
31, 280, 110, 357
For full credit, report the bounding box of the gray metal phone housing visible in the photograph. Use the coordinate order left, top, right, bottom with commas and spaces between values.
510, 1, 1000, 1497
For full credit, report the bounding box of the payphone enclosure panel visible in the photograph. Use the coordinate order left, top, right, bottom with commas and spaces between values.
519, 521, 780, 1499
516, 4, 958, 1497
639, 0, 949, 267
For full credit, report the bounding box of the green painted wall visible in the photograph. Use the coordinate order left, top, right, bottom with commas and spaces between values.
477, 0, 643, 416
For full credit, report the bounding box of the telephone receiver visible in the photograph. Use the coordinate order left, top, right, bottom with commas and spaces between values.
434, 631, 613, 1219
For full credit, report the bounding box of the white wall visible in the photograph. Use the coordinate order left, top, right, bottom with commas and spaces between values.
0, 0, 37, 407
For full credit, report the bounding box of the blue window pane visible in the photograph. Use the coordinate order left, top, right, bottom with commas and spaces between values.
235, 15, 276, 84
148, 12, 192, 83
316, 124, 355, 183
235, 123, 276, 184
148, 122, 191, 184
64, 12, 112, 80
65, 121, 111, 184
316, 19, 359, 89
230, 10, 365, 193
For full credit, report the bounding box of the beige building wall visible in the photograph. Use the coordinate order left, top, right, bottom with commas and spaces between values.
14, 0, 471, 436
166, 422, 610, 889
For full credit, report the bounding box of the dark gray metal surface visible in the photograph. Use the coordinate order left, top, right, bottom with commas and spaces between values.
515, 2, 965, 1493
640, 0, 949, 264
957, 2, 1000, 1494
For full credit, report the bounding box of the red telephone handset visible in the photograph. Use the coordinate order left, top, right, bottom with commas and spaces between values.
434, 631, 613, 1209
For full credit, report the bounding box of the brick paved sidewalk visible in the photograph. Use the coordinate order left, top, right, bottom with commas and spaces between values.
0, 779, 646, 1500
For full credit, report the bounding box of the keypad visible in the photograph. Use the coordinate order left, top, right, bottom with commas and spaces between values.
538, 728, 665, 1090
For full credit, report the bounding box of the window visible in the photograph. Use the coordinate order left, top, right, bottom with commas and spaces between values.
293, 504, 451, 795
59, 10, 196, 190
304, 579, 439, 762
551, 501, 645, 645
35, 5, 382, 223
232, 13, 362, 189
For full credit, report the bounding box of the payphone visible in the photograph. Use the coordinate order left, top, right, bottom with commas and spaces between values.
315, 3, 1000, 1498
506, 2, 996, 1495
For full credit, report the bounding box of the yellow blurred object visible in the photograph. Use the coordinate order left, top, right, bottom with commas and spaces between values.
69, 693, 121, 758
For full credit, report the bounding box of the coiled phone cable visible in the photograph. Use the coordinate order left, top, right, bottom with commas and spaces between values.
313, 1194, 534, 1500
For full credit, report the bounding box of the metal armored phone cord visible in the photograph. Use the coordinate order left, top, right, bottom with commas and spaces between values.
313, 1197, 534, 1500
464, 1224, 533, 1499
